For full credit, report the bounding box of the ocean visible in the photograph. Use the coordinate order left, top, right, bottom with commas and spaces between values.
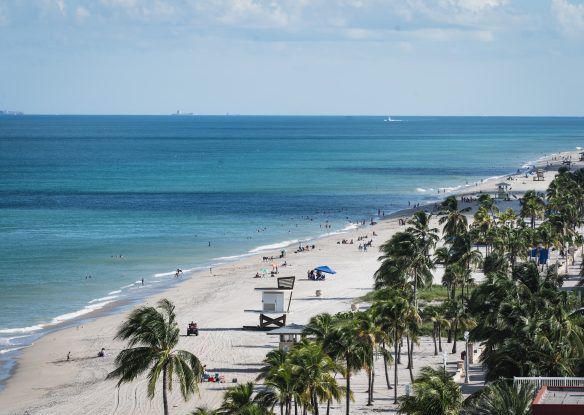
0, 115, 583, 384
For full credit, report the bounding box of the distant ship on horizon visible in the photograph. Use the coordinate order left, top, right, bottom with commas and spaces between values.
384, 114, 401, 122
171, 110, 194, 116
0, 109, 24, 116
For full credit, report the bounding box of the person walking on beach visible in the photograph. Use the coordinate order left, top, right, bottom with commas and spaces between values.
141, 277, 144, 286
67, 351, 71, 361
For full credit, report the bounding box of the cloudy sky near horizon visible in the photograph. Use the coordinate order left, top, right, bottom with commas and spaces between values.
0, 0, 583, 115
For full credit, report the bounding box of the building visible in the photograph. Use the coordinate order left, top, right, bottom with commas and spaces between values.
532, 386, 584, 415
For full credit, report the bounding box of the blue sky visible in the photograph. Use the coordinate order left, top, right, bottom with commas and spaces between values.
0, 0, 583, 115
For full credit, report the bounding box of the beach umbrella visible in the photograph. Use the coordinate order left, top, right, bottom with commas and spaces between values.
259, 267, 270, 274
314, 265, 336, 274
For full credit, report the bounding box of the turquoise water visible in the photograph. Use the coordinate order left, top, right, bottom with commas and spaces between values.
0, 115, 583, 382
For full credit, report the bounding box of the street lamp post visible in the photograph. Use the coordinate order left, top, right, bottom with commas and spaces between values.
464, 331, 470, 384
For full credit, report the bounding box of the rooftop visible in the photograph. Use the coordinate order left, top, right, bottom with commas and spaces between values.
537, 387, 584, 405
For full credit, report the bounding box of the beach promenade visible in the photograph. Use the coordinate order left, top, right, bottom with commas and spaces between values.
0, 150, 581, 415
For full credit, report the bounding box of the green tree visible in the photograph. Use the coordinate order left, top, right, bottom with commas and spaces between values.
107, 299, 203, 415
463, 381, 534, 415
520, 190, 546, 229
289, 341, 343, 415
371, 295, 418, 404
219, 382, 270, 415
397, 367, 462, 415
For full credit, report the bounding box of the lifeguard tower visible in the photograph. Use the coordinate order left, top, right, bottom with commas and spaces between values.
495, 183, 511, 201
534, 168, 545, 181
243, 276, 295, 331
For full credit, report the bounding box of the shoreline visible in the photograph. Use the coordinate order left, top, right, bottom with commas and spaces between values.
0, 147, 580, 414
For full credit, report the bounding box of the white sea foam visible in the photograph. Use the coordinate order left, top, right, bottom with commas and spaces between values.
88, 295, 119, 304
49, 300, 116, 325
0, 346, 26, 355
249, 239, 300, 253
0, 335, 29, 346
213, 253, 255, 261
153, 271, 175, 278
0, 325, 44, 335
341, 223, 358, 231
416, 188, 427, 192
108, 290, 122, 295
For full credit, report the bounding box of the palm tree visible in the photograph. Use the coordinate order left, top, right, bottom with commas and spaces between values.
520, 190, 546, 229
354, 310, 386, 406
256, 349, 298, 415
289, 341, 343, 415
320, 313, 364, 415
371, 295, 417, 404
377, 231, 434, 310
439, 196, 470, 241
397, 367, 462, 415
463, 381, 534, 415
422, 306, 440, 356
407, 211, 439, 258
107, 299, 203, 415
219, 382, 269, 415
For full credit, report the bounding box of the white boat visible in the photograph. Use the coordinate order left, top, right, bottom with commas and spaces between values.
384, 115, 400, 122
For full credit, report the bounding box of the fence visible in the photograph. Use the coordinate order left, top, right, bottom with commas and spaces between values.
513, 377, 584, 388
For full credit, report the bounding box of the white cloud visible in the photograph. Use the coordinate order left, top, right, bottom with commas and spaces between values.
75, 6, 89, 23
439, 0, 509, 13
551, 0, 584, 35
0, 3, 8, 26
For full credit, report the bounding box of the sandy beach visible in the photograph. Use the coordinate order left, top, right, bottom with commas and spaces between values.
0, 149, 581, 415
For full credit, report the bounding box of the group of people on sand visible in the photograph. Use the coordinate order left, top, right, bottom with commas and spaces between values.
338, 239, 354, 244
294, 244, 315, 253
358, 240, 373, 252
308, 269, 325, 281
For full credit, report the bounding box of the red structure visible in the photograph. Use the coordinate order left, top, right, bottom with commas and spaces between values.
532, 386, 584, 415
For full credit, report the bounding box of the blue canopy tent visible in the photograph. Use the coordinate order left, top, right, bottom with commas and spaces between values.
314, 265, 336, 274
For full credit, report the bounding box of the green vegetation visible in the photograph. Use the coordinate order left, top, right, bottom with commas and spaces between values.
109, 166, 584, 414
107, 299, 203, 415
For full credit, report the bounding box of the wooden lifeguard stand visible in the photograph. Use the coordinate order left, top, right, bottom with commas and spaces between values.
495, 182, 511, 201
534, 168, 545, 181
243, 276, 296, 331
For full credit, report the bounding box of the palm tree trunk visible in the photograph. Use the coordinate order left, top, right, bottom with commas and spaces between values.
313, 389, 319, 415
438, 323, 443, 352
452, 319, 458, 354
281, 402, 284, 415
382, 341, 392, 389
408, 340, 414, 382
162, 367, 169, 415
367, 366, 372, 406
370, 367, 375, 404
432, 324, 438, 355
394, 328, 399, 404
406, 336, 411, 369
326, 399, 330, 415
413, 269, 418, 311
345, 356, 350, 415
397, 341, 402, 364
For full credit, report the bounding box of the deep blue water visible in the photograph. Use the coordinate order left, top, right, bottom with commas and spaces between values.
0, 115, 583, 383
